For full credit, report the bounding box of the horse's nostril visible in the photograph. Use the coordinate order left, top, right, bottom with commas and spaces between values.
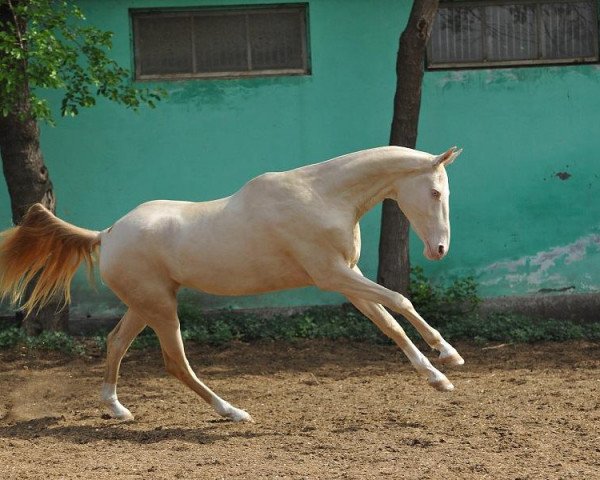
438, 245, 445, 255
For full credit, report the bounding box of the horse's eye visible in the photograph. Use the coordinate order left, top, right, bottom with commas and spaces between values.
432, 189, 441, 198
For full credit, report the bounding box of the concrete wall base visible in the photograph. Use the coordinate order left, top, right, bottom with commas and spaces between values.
479, 292, 600, 324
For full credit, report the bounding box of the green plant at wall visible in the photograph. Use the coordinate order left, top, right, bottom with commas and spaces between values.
0, 326, 84, 354
0, 0, 163, 334
409, 265, 480, 325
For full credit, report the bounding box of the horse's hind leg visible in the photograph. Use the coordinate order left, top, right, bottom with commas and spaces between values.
145, 302, 253, 422
101, 309, 146, 420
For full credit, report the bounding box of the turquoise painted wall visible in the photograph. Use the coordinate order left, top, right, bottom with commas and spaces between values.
1, 1, 600, 318
419, 65, 600, 297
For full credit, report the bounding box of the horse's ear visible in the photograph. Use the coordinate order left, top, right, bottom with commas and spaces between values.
435, 146, 462, 167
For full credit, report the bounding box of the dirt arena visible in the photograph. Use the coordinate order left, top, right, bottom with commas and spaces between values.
0, 339, 598, 479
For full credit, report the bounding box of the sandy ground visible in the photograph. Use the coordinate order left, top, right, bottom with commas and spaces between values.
0, 339, 599, 479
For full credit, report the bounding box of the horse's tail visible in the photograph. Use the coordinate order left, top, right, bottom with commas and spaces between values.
0, 203, 101, 315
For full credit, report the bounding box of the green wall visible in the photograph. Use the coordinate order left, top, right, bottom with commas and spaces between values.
1, 0, 600, 318
419, 65, 600, 297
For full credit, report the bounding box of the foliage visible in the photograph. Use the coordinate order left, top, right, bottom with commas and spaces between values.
409, 265, 480, 325
1, 272, 599, 353
441, 313, 600, 344
0, 0, 163, 122
1, 309, 599, 355
0, 325, 21, 348
0, 326, 84, 354
178, 304, 389, 345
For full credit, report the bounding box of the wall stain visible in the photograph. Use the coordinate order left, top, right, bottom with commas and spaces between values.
160, 75, 312, 109
538, 285, 575, 293
432, 64, 600, 90
480, 232, 600, 290
555, 171, 572, 180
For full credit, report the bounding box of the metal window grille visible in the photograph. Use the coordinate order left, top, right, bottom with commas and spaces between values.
428, 0, 599, 69
132, 5, 309, 80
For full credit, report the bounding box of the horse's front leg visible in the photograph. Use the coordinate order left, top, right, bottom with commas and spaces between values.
309, 263, 463, 385
347, 295, 454, 391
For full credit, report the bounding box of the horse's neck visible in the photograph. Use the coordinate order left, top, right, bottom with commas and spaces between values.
309, 147, 430, 220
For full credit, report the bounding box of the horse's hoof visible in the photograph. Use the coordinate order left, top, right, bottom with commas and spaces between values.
225, 408, 254, 423
428, 376, 455, 392
437, 350, 465, 367
114, 410, 135, 421
103, 402, 134, 421
102, 407, 134, 422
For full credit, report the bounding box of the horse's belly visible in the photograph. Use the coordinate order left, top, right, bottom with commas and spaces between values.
179, 260, 312, 296
176, 253, 313, 296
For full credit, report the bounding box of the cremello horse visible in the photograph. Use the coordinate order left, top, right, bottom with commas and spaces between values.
0, 146, 463, 422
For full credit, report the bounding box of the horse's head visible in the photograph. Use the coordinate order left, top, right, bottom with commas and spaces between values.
394, 146, 462, 261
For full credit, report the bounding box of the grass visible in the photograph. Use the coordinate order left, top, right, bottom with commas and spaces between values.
0, 307, 599, 356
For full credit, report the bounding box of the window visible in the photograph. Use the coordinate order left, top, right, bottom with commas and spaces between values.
428, 1, 599, 69
132, 5, 309, 80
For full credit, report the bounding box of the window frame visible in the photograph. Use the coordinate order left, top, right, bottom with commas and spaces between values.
427, 0, 600, 70
131, 4, 310, 81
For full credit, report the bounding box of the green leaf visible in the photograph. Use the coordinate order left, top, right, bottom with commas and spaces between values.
0, 0, 163, 123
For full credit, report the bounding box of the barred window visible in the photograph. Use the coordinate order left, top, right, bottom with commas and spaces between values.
132, 5, 309, 80
428, 1, 599, 69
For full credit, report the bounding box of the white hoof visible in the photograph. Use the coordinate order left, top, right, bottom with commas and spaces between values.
437, 349, 465, 367
101, 383, 134, 421
113, 405, 135, 421
212, 398, 254, 422
103, 401, 135, 421
223, 407, 254, 423
427, 371, 455, 392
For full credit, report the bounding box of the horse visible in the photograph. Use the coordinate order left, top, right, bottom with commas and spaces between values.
0, 145, 464, 422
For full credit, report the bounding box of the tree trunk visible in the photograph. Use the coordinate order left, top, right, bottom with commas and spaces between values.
377, 0, 439, 296
0, 3, 68, 334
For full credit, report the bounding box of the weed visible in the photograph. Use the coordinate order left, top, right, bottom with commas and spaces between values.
26, 331, 85, 355
0, 327, 85, 355
409, 266, 480, 325
0, 327, 21, 348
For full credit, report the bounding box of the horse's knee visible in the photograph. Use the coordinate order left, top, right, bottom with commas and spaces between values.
394, 293, 413, 312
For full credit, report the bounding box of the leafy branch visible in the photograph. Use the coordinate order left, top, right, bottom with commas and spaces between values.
0, 0, 164, 123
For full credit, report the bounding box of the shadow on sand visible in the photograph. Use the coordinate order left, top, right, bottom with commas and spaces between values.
0, 415, 272, 446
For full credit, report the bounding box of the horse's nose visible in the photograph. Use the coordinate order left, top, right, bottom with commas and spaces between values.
438, 244, 445, 256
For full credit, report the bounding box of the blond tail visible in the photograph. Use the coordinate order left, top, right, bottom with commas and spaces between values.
0, 203, 100, 315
